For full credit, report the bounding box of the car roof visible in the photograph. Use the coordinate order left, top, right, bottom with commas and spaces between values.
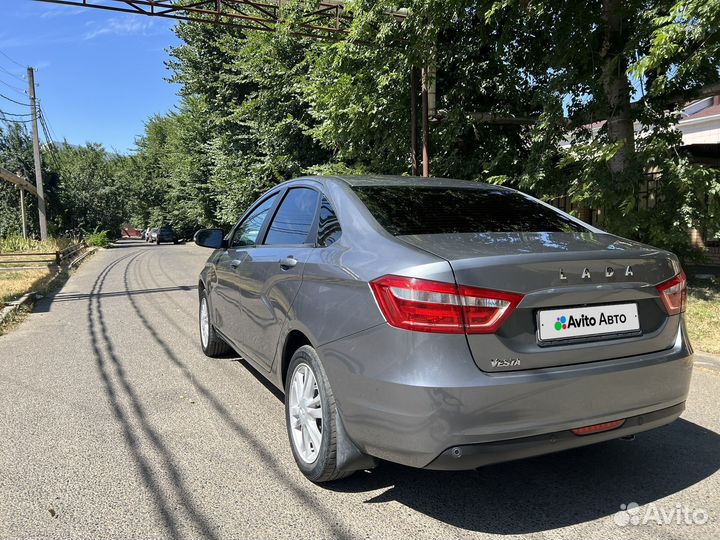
296, 174, 510, 191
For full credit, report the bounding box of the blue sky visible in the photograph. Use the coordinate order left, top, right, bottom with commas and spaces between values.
1, 1, 181, 153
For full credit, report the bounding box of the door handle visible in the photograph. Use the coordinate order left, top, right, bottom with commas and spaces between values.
279, 256, 298, 269
230, 259, 243, 268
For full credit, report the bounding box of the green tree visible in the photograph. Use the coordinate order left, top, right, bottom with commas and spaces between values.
52, 143, 127, 237
121, 0, 720, 258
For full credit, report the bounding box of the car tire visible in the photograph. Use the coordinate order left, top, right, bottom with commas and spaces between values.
285, 345, 353, 483
199, 291, 230, 357
156, 238, 161, 245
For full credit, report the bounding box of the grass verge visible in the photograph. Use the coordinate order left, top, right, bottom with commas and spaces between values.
0, 249, 95, 336
687, 278, 720, 355
0, 235, 74, 253
0, 268, 56, 308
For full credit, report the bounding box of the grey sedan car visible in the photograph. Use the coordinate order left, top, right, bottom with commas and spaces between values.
194, 175, 692, 483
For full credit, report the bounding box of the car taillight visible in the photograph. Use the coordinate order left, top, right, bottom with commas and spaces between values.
656, 271, 687, 316
369, 275, 523, 334
571, 419, 625, 436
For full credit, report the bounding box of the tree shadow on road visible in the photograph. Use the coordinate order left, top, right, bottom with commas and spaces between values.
86, 252, 223, 539
115, 250, 353, 539
325, 417, 720, 534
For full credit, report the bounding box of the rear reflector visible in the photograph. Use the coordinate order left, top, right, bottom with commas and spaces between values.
656, 271, 687, 316
369, 275, 523, 334
571, 419, 626, 436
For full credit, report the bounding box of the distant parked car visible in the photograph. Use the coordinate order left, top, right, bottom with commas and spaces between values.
146, 228, 157, 243
152, 225, 178, 245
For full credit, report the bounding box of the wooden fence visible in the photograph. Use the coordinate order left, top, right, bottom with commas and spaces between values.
0, 242, 87, 271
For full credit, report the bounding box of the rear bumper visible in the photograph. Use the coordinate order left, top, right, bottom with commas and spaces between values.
318, 321, 693, 469
426, 402, 684, 470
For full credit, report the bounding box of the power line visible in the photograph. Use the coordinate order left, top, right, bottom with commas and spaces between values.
39, 113, 60, 164
37, 103, 62, 170
0, 64, 25, 83
38, 104, 60, 145
0, 78, 27, 95
0, 48, 25, 69
39, 108, 57, 146
0, 92, 30, 107
0, 109, 32, 118
0, 112, 31, 124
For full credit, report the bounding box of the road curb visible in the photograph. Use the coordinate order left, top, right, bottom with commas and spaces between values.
694, 352, 720, 373
69, 247, 97, 269
0, 291, 37, 325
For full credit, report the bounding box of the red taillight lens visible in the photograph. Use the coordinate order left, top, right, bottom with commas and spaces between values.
369, 275, 523, 334
656, 271, 687, 316
571, 419, 625, 436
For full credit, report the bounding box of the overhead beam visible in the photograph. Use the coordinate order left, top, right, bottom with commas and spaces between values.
0, 167, 38, 198
35, 0, 407, 39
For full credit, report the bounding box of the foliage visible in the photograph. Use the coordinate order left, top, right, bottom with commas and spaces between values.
1, 0, 719, 261
84, 229, 111, 248
0, 123, 43, 238
51, 143, 127, 239
631, 0, 720, 98
0, 234, 72, 253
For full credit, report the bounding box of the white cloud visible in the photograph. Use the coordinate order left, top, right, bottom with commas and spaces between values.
83, 17, 157, 40
40, 5, 86, 19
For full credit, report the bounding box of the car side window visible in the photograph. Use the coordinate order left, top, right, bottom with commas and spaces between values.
317, 195, 342, 247
265, 188, 319, 245
230, 194, 278, 247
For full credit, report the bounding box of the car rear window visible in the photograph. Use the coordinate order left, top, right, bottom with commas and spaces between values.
352, 186, 588, 235
264, 187, 318, 245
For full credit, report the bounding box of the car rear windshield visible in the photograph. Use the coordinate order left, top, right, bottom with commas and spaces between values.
352, 186, 588, 235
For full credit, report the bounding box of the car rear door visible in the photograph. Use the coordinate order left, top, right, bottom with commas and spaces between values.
235, 186, 320, 369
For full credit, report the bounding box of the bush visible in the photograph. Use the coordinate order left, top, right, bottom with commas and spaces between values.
0, 235, 73, 253
84, 229, 110, 248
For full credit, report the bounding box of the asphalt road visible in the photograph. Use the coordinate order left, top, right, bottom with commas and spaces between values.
1, 239, 719, 539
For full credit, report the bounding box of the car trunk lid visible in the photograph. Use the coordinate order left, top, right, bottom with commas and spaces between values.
399, 232, 681, 372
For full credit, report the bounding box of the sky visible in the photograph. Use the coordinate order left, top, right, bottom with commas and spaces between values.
0, 1, 181, 154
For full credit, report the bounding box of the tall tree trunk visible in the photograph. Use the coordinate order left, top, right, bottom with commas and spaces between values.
601, 0, 635, 177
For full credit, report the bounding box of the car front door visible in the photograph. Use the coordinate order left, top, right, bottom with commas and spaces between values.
212, 194, 279, 346
235, 187, 319, 370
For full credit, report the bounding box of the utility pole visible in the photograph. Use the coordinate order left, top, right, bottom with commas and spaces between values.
27, 67, 48, 241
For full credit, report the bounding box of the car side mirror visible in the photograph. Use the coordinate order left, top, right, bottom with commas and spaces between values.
194, 228, 226, 249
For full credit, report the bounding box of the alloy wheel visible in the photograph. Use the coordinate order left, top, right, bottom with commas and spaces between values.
200, 297, 209, 349
288, 363, 323, 464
